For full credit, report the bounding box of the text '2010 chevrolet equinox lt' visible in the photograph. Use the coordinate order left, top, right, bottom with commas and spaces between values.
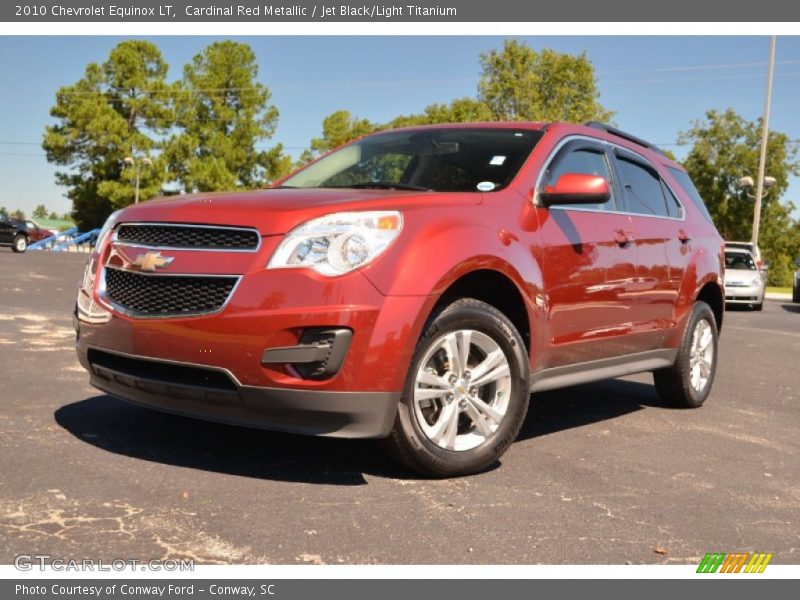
75, 121, 725, 476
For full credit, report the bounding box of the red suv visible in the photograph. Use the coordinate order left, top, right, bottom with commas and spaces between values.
75, 122, 724, 476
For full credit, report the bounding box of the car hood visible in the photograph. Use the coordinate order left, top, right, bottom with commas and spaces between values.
724, 269, 761, 281
116, 188, 481, 235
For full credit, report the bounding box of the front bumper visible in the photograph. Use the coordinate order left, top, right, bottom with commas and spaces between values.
74, 231, 438, 438
77, 346, 400, 438
75, 266, 435, 438
725, 283, 764, 304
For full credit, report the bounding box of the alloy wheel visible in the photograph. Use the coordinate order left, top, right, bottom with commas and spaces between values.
412, 329, 512, 451
689, 318, 714, 393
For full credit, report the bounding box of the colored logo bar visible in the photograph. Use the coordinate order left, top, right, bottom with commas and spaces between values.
697, 552, 773, 573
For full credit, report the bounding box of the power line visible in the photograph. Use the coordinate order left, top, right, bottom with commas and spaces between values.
606, 71, 800, 85
597, 58, 800, 75
3, 58, 800, 97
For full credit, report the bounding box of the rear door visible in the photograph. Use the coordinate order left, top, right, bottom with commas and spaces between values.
612, 149, 688, 349
0, 216, 14, 244
537, 139, 639, 368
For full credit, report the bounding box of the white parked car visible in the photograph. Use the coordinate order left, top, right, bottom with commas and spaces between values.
724, 247, 766, 311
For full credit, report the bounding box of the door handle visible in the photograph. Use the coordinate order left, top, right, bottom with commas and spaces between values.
614, 229, 634, 247
677, 229, 691, 244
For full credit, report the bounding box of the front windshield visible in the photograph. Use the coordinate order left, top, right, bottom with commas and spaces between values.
281, 128, 544, 193
725, 252, 757, 271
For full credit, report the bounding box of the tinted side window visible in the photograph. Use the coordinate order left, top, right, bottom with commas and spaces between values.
617, 157, 669, 217
667, 167, 715, 225
661, 181, 683, 219
548, 148, 616, 211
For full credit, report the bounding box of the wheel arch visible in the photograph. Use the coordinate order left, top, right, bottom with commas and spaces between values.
428, 266, 538, 358
665, 244, 724, 349
696, 280, 724, 332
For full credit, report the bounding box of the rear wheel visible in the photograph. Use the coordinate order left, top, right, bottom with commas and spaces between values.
653, 301, 718, 408
11, 235, 27, 253
384, 298, 530, 477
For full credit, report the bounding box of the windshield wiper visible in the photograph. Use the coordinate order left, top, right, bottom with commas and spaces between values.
324, 182, 432, 192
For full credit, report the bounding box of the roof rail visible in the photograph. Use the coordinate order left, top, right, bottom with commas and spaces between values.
583, 122, 667, 156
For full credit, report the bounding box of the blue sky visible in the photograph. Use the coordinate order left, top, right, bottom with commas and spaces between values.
1, 35, 799, 217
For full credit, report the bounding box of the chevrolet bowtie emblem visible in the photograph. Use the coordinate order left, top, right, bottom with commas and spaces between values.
132, 251, 174, 272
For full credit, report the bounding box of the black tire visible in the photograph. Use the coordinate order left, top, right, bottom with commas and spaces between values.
384, 298, 530, 477
793, 285, 800, 303
11, 234, 27, 253
753, 301, 763, 311
653, 301, 718, 408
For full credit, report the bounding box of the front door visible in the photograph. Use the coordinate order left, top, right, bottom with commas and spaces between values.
536, 141, 639, 368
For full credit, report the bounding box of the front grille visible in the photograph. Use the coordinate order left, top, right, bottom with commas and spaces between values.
116, 224, 259, 250
104, 267, 238, 317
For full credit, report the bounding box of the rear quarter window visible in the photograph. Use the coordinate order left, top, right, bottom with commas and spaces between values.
667, 167, 715, 226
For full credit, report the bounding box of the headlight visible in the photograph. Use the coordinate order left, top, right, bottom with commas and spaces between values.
267, 211, 403, 276
95, 209, 122, 250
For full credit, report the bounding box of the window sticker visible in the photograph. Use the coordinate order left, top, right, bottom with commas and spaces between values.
490, 155, 507, 166
477, 181, 496, 191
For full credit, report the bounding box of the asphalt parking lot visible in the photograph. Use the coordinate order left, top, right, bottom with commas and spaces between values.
0, 250, 798, 565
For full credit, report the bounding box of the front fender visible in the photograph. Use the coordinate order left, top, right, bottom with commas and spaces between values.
362, 205, 541, 297
361, 204, 545, 363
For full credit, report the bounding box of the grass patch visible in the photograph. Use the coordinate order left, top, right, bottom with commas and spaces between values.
766, 286, 792, 295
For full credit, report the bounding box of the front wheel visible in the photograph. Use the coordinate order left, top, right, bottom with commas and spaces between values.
793, 285, 799, 303
11, 235, 27, 253
384, 298, 530, 477
653, 301, 719, 408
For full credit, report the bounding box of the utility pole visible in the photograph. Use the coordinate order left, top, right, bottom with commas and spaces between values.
752, 36, 777, 246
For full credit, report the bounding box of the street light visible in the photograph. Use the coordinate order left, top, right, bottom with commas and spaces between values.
737, 175, 776, 200
123, 156, 153, 204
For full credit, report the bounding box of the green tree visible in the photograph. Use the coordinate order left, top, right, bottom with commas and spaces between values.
0, 207, 7, 218
48, 211, 59, 220
43, 40, 173, 230
301, 40, 613, 163
167, 41, 290, 192
32, 204, 48, 219
478, 40, 613, 123
11, 209, 25, 219
679, 108, 800, 286
390, 97, 493, 128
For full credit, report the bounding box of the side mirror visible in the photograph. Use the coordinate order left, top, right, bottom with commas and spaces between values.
762, 260, 771, 270
540, 173, 611, 206
794, 258, 800, 268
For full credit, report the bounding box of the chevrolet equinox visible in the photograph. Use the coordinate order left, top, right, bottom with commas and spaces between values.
75, 122, 725, 476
